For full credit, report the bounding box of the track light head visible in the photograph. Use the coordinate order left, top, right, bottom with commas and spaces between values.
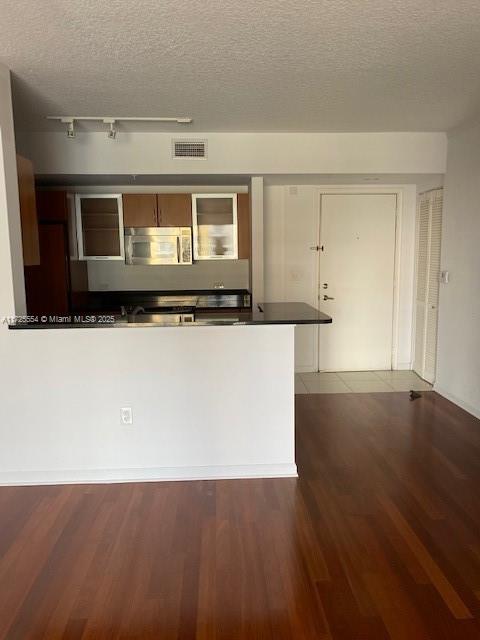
104, 118, 117, 140
61, 118, 75, 138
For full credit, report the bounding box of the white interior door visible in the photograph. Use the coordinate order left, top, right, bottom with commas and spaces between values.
318, 194, 397, 371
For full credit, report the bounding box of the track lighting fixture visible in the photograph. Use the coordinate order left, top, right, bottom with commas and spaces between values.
47, 115, 192, 140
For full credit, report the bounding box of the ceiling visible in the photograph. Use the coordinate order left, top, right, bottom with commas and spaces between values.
2, 0, 480, 133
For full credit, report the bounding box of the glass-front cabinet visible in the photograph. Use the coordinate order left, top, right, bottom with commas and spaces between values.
192, 194, 238, 260
75, 194, 124, 260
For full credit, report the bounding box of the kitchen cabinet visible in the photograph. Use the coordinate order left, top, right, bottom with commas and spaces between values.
24, 224, 70, 314
122, 194, 157, 227
16, 155, 40, 266
157, 194, 192, 227
75, 194, 124, 260
237, 193, 251, 260
36, 189, 68, 222
192, 193, 238, 260
24, 191, 88, 314
122, 193, 192, 228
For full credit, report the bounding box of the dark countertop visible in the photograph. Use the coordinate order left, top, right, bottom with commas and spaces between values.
8, 303, 332, 329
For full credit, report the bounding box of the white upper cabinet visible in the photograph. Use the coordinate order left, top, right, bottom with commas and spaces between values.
192, 194, 238, 260
75, 194, 125, 260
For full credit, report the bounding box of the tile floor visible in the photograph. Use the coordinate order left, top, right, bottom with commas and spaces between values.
295, 369, 433, 394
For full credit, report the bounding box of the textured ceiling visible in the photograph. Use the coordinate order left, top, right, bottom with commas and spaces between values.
2, 0, 480, 132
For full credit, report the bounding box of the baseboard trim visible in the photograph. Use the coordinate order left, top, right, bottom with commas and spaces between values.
295, 366, 314, 373
433, 385, 480, 420
0, 463, 298, 487
396, 362, 413, 371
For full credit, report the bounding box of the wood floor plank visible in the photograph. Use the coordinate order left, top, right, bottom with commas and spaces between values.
377, 492, 472, 620
1, 391, 480, 638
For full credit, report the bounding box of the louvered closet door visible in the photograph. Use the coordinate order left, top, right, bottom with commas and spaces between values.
413, 195, 429, 374
414, 189, 443, 383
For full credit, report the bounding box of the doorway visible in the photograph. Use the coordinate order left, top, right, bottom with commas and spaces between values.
318, 193, 397, 371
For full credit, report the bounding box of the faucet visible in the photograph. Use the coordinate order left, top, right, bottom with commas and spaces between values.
131, 306, 145, 316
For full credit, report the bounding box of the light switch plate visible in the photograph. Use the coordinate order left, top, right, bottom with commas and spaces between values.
440, 270, 450, 284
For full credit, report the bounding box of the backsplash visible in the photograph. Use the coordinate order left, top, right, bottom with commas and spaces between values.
87, 260, 250, 291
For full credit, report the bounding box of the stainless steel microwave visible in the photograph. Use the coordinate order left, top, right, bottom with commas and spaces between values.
124, 227, 192, 265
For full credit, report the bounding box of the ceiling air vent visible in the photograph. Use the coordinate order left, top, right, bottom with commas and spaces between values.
172, 139, 207, 159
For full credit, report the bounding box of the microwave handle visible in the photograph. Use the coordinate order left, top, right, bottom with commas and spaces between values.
177, 236, 181, 264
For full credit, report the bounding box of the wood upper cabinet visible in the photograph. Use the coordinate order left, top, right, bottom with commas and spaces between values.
122, 194, 157, 227
16, 155, 40, 266
237, 193, 251, 260
157, 194, 192, 227
122, 193, 192, 227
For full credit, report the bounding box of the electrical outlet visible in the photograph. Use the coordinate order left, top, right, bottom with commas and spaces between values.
120, 407, 133, 425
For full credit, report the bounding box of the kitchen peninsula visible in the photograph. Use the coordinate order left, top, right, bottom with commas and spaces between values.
5, 306, 331, 485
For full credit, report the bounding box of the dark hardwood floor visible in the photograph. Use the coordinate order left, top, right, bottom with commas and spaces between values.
1, 391, 480, 639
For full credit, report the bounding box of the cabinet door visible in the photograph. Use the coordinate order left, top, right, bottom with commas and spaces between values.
192, 194, 238, 260
237, 193, 251, 259
24, 223, 69, 315
16, 155, 40, 266
157, 194, 192, 227
76, 194, 125, 260
122, 194, 158, 227
36, 190, 68, 222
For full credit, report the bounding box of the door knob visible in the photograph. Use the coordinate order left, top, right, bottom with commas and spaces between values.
323, 295, 335, 301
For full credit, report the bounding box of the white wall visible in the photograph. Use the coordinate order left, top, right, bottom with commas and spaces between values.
250, 176, 264, 303
0, 66, 25, 315
265, 184, 419, 371
0, 64, 296, 484
19, 131, 447, 176
435, 121, 480, 418
0, 326, 295, 484
265, 185, 318, 371
88, 259, 249, 292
